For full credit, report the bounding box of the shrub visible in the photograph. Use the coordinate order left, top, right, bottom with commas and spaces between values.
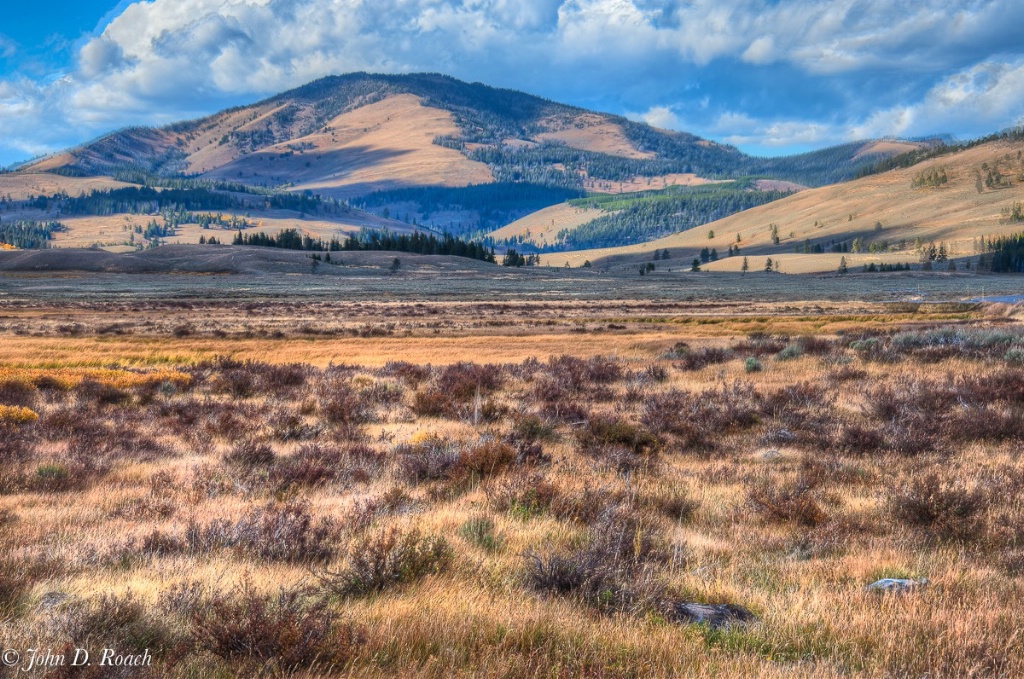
398, 436, 462, 483
319, 527, 452, 597
318, 381, 372, 431
457, 439, 517, 478
577, 416, 659, 456
0, 404, 39, 425
747, 474, 827, 527
546, 355, 622, 386
259, 363, 309, 396
270, 442, 382, 488
730, 334, 788, 357
224, 439, 276, 467
889, 471, 987, 542
675, 347, 733, 371
76, 379, 132, 406
524, 510, 668, 615
510, 413, 559, 443
459, 515, 502, 551
834, 423, 885, 456
795, 335, 836, 355
0, 379, 36, 408
775, 344, 804, 361
380, 361, 431, 387
347, 487, 415, 532
232, 501, 337, 564
412, 362, 503, 418
485, 473, 560, 519
744, 357, 763, 373
188, 501, 337, 564
268, 407, 322, 441
549, 484, 624, 524
191, 578, 359, 674
32, 462, 79, 493
644, 487, 699, 522
0, 427, 32, 463
58, 591, 171, 657
642, 383, 761, 452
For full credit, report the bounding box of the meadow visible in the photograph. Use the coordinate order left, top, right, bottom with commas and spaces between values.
1, 288, 1024, 677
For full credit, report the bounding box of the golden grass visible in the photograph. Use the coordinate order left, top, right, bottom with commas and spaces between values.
0, 366, 191, 388
204, 95, 494, 199
0, 405, 38, 424
535, 114, 654, 160
1, 304, 1023, 677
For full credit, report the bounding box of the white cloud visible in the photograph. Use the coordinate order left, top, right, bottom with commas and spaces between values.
3, 0, 1024, 164
634, 105, 680, 130
742, 36, 775, 65
849, 59, 1024, 140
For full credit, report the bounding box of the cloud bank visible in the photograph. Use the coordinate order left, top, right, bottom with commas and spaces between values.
2, 0, 1023, 165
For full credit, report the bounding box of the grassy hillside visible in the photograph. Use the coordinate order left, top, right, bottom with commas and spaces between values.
22, 73, 919, 194
8, 73, 964, 252
539, 139, 1024, 272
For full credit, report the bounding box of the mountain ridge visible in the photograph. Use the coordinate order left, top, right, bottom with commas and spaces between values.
23, 72, 918, 194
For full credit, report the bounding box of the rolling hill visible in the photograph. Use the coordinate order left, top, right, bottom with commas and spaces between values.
4, 72, 991, 258
538, 137, 1024, 273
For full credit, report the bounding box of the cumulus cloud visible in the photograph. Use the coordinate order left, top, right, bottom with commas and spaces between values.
2, 0, 1024, 165
631, 105, 681, 130
850, 58, 1024, 140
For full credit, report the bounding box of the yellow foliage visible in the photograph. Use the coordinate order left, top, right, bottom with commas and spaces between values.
0, 367, 191, 390
0, 405, 39, 424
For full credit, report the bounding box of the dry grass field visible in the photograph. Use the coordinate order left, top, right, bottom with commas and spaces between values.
2, 284, 1024, 677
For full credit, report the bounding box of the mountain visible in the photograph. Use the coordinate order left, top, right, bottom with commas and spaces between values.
6, 72, 954, 253
25, 73, 919, 195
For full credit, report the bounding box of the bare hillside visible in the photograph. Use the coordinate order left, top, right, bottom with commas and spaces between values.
202, 95, 494, 198
489, 203, 606, 247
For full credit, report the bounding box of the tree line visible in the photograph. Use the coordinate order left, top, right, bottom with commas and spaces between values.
560, 184, 789, 250
229, 228, 496, 263
0, 219, 66, 249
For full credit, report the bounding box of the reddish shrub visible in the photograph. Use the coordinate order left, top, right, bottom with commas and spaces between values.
191, 578, 359, 674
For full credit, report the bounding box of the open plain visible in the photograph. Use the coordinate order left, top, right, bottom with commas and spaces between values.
2, 262, 1024, 677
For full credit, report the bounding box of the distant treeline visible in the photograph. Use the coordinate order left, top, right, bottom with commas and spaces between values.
41, 186, 321, 217
984, 233, 1024, 273
0, 219, 66, 249
230, 228, 496, 263
559, 183, 789, 250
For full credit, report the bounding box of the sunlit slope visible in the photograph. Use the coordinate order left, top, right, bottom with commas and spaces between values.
541, 140, 1024, 272
489, 203, 606, 247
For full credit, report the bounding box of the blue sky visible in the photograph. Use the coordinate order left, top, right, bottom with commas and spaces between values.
2, 1, 1024, 168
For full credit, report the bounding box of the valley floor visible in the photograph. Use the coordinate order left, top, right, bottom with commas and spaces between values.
1, 272, 1023, 677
